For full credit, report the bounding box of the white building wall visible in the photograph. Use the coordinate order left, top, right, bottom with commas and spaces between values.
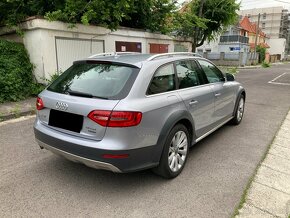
0, 18, 188, 82
267, 38, 286, 59
196, 39, 219, 53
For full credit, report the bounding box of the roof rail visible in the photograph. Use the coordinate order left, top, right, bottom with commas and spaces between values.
147, 52, 202, 61
88, 52, 139, 58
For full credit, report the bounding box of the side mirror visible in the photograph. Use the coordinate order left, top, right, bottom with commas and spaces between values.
226, 73, 235, 81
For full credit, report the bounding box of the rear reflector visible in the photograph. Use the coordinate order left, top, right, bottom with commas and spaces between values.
88, 110, 142, 127
36, 97, 44, 110
102, 154, 129, 159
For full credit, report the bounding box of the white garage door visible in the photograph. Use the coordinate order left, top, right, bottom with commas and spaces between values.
55, 37, 104, 72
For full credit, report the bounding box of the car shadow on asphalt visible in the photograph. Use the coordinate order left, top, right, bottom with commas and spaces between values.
36, 122, 236, 194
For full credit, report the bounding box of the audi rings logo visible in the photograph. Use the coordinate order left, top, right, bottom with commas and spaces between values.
55, 102, 68, 111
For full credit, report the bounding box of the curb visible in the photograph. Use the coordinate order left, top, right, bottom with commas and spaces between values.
237, 66, 262, 69
0, 110, 36, 122
0, 97, 36, 122
235, 109, 290, 218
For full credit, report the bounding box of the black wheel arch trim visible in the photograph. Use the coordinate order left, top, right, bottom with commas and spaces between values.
152, 110, 195, 163
233, 88, 246, 116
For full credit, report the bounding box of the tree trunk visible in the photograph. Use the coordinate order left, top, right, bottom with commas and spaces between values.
192, 40, 197, 52
192, 0, 206, 53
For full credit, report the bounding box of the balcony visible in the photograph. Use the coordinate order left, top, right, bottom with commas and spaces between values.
220, 35, 249, 44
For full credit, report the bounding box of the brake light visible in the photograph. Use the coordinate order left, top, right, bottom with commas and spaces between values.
36, 97, 44, 110
88, 110, 142, 127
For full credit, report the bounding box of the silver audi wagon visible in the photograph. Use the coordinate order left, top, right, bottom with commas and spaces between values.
34, 52, 245, 178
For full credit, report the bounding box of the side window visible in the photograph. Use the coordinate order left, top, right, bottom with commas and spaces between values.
176, 60, 200, 89
198, 60, 225, 83
147, 64, 176, 95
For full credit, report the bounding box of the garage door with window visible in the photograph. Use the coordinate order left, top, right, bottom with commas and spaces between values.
115, 41, 142, 53
55, 37, 104, 72
149, 43, 169, 53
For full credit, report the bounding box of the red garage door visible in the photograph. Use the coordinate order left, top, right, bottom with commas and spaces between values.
115, 41, 142, 53
149, 43, 169, 53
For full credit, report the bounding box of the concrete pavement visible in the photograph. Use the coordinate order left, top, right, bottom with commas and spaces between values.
236, 110, 290, 218
0, 98, 35, 121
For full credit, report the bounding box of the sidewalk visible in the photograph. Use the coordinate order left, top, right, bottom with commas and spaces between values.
0, 97, 36, 121
236, 109, 290, 218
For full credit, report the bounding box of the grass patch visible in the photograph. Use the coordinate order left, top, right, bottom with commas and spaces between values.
218, 66, 239, 75
227, 67, 239, 75
0, 112, 3, 122
10, 104, 21, 118
231, 110, 290, 217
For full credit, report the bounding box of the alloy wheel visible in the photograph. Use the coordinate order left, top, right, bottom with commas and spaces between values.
168, 131, 188, 172
237, 98, 244, 122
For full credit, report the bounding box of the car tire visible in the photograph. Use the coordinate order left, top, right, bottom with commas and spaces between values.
230, 95, 245, 125
153, 124, 189, 179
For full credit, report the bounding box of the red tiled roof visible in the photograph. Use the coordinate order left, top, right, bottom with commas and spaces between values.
240, 16, 255, 33
239, 16, 267, 38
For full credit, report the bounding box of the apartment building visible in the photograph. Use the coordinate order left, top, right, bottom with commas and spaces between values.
239, 6, 288, 38
239, 6, 289, 58
287, 13, 290, 55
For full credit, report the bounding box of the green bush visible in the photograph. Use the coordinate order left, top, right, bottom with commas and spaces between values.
42, 70, 62, 85
256, 45, 266, 63
262, 61, 270, 68
0, 39, 35, 103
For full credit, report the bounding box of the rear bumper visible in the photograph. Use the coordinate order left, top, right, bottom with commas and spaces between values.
34, 122, 161, 173
37, 140, 122, 172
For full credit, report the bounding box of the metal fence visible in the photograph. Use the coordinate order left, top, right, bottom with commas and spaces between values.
224, 53, 240, 60
248, 52, 259, 60
203, 52, 259, 66
207, 52, 220, 60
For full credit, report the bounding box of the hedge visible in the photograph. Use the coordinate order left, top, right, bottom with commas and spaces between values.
0, 39, 38, 103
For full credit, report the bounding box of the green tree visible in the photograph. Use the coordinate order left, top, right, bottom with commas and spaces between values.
45, 0, 136, 30
120, 0, 177, 34
174, 0, 240, 52
256, 45, 266, 63
0, 0, 64, 30
0, 0, 176, 33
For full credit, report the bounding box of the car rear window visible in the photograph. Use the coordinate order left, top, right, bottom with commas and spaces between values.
47, 62, 139, 99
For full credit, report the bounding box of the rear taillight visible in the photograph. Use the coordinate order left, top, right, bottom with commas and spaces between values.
36, 97, 44, 110
88, 110, 142, 127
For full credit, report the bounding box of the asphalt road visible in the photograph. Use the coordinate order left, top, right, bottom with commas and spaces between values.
1, 64, 290, 218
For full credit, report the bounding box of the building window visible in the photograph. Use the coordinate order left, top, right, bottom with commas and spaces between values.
262, 22, 266, 29
263, 13, 266, 19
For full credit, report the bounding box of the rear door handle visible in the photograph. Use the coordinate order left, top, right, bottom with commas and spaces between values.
215, 93, 221, 97
189, 100, 198, 105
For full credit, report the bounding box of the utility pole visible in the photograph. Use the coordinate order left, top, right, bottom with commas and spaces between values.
253, 13, 261, 64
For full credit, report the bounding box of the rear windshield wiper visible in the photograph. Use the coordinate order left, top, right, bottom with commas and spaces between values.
67, 90, 108, 99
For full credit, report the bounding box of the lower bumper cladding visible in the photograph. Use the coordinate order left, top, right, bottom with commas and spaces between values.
37, 140, 122, 173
